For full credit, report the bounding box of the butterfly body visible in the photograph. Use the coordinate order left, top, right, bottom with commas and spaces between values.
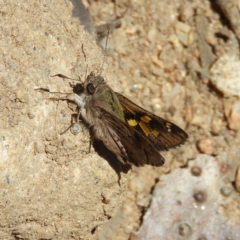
68, 72, 188, 167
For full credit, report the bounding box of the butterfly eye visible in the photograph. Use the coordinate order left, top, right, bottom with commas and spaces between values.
87, 83, 96, 94
73, 83, 84, 95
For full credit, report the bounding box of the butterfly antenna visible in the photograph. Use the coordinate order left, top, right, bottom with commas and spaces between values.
85, 64, 88, 80
81, 44, 89, 80
51, 74, 82, 83
100, 25, 110, 75
81, 43, 87, 62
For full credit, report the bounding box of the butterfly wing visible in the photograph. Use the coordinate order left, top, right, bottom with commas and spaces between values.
94, 106, 165, 167
116, 93, 188, 151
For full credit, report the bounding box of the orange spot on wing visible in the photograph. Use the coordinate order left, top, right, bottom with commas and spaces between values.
152, 129, 160, 137
166, 122, 172, 132
139, 121, 150, 136
141, 115, 151, 123
127, 119, 138, 127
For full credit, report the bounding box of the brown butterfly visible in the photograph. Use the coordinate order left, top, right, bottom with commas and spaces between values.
56, 72, 188, 167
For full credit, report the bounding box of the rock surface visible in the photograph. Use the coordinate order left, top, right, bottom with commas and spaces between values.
1, 0, 240, 239
0, 1, 128, 239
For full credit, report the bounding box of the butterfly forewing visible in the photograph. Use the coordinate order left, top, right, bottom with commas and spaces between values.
116, 93, 188, 151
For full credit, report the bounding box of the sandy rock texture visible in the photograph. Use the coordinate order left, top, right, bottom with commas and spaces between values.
2, 0, 240, 240
0, 1, 128, 239
84, 0, 240, 239
131, 155, 240, 240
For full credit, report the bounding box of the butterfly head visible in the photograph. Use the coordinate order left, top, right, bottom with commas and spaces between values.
83, 72, 104, 96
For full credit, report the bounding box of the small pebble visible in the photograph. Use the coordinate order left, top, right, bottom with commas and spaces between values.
197, 138, 215, 155
191, 166, 202, 177
71, 123, 82, 135
101, 190, 111, 204
220, 185, 233, 197
211, 118, 223, 134
210, 55, 240, 97
190, 115, 203, 126
235, 167, 240, 193
228, 100, 240, 130
175, 21, 193, 46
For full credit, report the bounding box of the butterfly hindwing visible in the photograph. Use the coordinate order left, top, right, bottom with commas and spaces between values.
96, 106, 165, 167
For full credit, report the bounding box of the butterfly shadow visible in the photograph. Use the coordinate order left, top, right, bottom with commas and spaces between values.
92, 139, 131, 182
